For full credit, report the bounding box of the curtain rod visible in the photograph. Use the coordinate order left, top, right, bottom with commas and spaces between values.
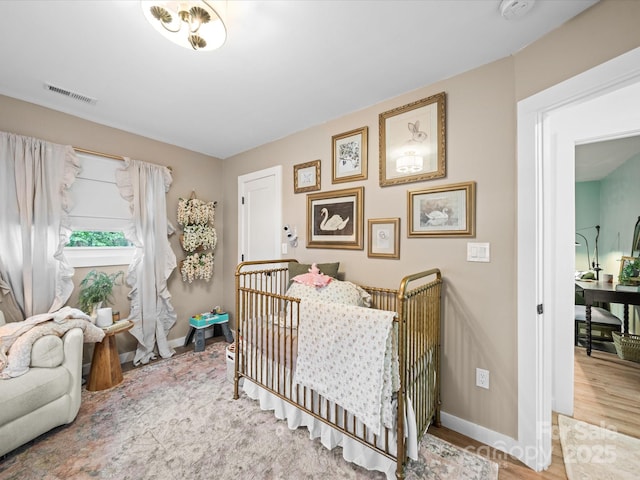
73, 147, 124, 161
73, 146, 172, 172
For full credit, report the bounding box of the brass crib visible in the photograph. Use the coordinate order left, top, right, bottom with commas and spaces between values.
234, 259, 442, 479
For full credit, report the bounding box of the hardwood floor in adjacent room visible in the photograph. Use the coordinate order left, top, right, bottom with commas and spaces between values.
429, 347, 640, 479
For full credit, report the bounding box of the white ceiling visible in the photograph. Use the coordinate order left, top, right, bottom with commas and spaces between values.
576, 135, 640, 182
567, 79, 640, 182
0, 0, 598, 159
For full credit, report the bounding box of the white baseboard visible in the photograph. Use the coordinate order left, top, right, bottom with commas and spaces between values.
440, 411, 527, 467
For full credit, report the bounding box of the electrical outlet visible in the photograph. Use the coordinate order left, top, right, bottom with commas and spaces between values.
476, 368, 490, 389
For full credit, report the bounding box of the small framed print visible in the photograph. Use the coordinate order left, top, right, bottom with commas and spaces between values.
408, 181, 475, 237
332, 126, 368, 184
294, 160, 321, 193
368, 218, 400, 259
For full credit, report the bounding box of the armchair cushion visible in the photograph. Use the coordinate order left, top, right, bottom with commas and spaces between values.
0, 364, 71, 426
30, 335, 64, 368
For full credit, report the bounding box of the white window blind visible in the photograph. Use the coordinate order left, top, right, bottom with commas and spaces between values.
65, 151, 134, 267
68, 152, 130, 231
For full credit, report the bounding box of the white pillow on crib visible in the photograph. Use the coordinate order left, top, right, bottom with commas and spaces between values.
277, 280, 371, 329
285, 280, 372, 308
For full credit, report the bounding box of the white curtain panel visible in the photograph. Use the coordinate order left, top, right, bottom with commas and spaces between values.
0, 131, 79, 321
117, 158, 177, 365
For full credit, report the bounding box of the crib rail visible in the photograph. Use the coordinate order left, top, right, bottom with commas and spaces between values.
234, 260, 442, 480
394, 269, 442, 472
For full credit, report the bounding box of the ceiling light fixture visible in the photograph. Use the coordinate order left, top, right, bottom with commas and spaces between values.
141, 1, 227, 51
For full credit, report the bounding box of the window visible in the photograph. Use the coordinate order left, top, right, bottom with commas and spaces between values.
68, 231, 130, 247
64, 152, 134, 267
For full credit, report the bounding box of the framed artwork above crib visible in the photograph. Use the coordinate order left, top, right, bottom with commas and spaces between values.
331, 126, 368, 184
368, 218, 400, 259
307, 187, 364, 249
294, 160, 321, 193
408, 181, 475, 237
379, 92, 446, 187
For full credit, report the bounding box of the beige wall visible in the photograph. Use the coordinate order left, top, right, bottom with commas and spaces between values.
0, 94, 225, 358
515, 0, 640, 100
221, 0, 640, 439
222, 56, 519, 437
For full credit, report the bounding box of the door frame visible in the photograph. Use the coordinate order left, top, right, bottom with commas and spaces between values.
517, 46, 640, 471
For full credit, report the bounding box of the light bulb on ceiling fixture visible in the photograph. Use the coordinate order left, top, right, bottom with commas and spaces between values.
141, 1, 227, 51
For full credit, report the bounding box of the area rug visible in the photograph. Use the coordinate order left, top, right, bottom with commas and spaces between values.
0, 342, 498, 480
559, 414, 640, 480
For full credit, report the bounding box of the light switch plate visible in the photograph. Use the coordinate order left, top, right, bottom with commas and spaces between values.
467, 242, 490, 262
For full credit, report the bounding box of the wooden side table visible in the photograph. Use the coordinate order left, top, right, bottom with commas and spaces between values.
87, 320, 134, 391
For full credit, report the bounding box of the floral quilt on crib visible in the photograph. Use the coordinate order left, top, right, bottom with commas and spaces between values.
294, 298, 399, 435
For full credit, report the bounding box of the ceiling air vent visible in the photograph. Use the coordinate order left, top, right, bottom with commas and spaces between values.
43, 82, 97, 105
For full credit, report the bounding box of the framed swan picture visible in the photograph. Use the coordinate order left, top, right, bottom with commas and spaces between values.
408, 181, 475, 237
307, 186, 364, 249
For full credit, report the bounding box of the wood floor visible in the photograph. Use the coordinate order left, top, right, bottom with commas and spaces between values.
429, 347, 640, 479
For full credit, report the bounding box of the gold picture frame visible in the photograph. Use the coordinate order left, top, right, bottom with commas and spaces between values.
332, 126, 368, 184
307, 187, 364, 250
294, 160, 321, 194
368, 218, 400, 259
619, 256, 640, 285
379, 92, 446, 187
408, 181, 475, 237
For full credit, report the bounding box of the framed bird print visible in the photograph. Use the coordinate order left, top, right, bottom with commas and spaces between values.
307, 186, 364, 250
379, 92, 446, 187
407, 181, 475, 237
294, 160, 321, 193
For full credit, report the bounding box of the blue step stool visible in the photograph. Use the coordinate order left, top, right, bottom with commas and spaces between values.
184, 312, 232, 351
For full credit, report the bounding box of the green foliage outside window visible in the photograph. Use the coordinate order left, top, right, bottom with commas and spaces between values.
68, 231, 131, 247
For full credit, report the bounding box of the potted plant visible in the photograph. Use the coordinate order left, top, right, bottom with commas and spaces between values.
78, 269, 125, 320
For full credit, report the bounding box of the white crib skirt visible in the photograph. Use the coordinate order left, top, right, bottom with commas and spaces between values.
242, 379, 418, 480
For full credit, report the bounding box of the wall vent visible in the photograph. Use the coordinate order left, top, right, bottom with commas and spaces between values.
43, 82, 97, 105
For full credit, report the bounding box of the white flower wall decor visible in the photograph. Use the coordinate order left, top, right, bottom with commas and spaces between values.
181, 252, 214, 283
177, 194, 217, 282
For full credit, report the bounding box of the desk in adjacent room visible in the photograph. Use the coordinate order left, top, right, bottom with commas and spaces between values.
575, 280, 640, 356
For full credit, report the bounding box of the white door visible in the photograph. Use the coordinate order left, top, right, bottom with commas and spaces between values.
238, 166, 282, 263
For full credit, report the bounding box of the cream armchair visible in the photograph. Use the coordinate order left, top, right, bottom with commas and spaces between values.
0, 310, 84, 457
